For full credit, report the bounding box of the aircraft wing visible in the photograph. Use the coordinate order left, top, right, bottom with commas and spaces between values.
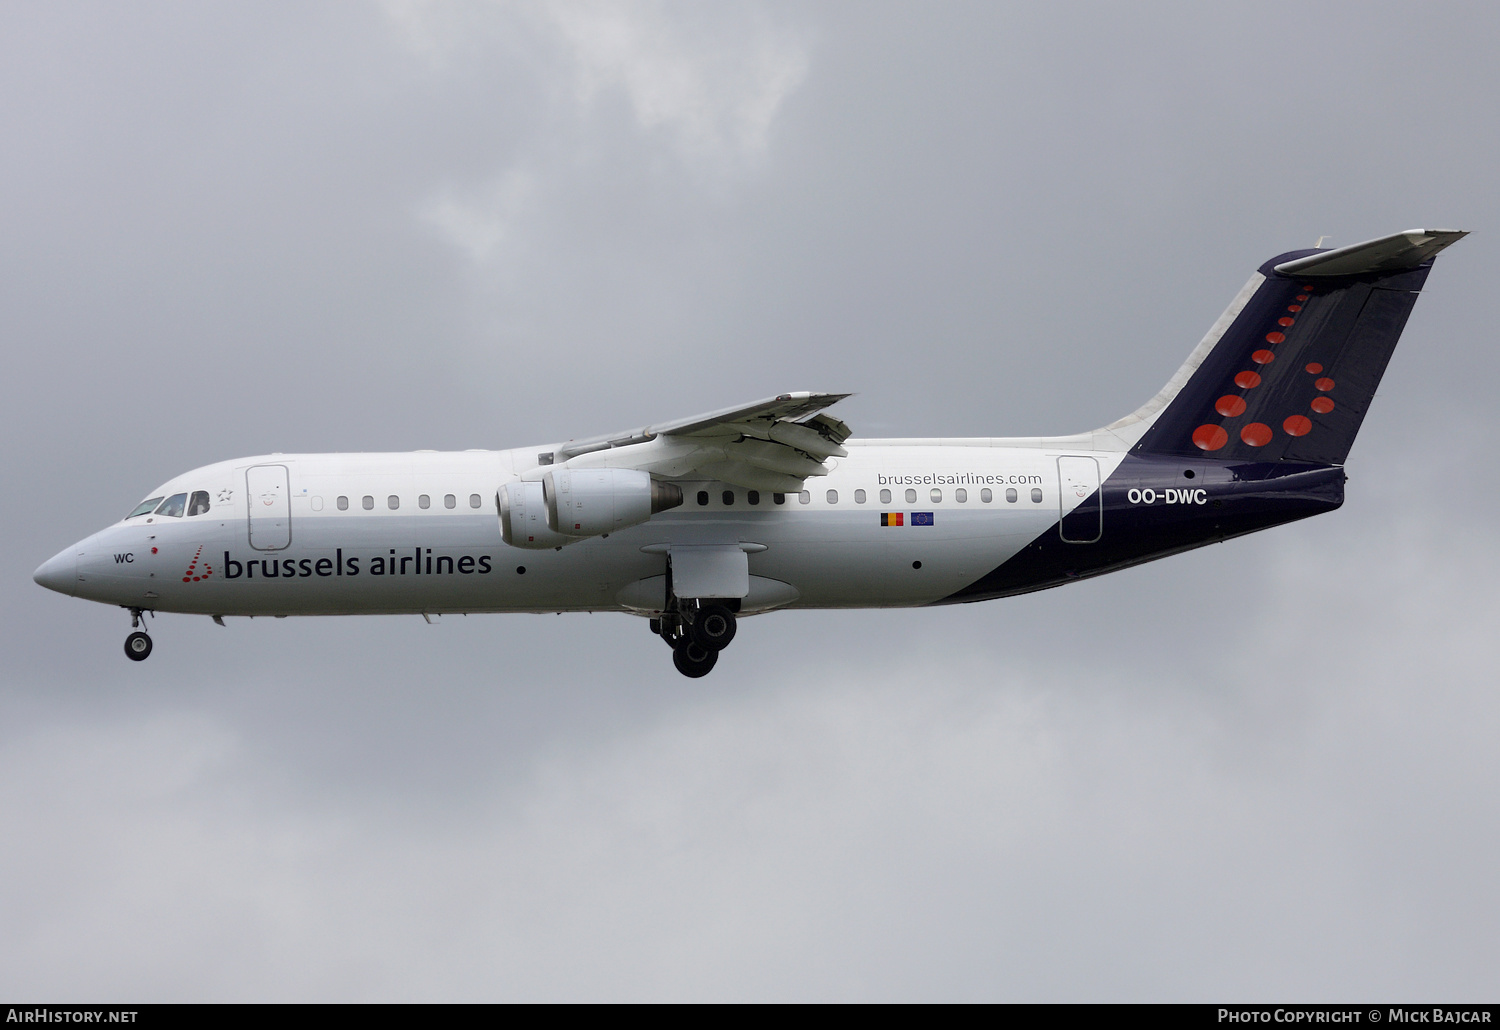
538, 392, 854, 494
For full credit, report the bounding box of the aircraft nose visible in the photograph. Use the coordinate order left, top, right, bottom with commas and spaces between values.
33, 548, 78, 597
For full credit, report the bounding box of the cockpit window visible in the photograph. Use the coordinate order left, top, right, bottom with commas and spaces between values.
155, 493, 187, 518
187, 491, 211, 516
127, 497, 164, 519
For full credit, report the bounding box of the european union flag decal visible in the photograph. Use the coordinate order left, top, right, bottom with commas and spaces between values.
911, 512, 934, 526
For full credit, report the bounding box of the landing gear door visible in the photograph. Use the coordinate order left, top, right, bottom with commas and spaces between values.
669, 545, 750, 600
1057, 456, 1102, 544
246, 464, 291, 550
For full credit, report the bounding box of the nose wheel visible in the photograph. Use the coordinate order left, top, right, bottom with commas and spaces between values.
123, 607, 154, 661
124, 631, 153, 661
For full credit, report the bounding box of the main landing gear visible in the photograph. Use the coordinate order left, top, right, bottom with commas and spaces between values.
123, 607, 153, 662
672, 639, 718, 678
652, 601, 738, 678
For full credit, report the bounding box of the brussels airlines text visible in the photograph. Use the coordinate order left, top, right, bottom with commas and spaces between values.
222, 548, 493, 580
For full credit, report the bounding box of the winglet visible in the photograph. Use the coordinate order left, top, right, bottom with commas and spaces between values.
1273, 229, 1468, 277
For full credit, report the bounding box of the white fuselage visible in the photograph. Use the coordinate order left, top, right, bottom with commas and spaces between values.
54, 441, 1124, 618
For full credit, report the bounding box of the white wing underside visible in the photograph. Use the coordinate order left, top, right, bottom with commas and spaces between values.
527, 392, 854, 494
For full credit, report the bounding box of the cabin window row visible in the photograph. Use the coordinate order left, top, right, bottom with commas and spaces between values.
830, 487, 1043, 505
688, 486, 1046, 506
694, 490, 790, 507
332, 493, 483, 511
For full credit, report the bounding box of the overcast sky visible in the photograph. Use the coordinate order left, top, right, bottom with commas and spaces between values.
3, 1, 1498, 1001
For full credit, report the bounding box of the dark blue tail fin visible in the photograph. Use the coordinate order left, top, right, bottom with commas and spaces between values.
1130, 229, 1466, 464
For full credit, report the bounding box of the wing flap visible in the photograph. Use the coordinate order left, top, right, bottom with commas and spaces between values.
721, 438, 829, 479
538, 392, 853, 490
695, 462, 807, 494
662, 392, 850, 438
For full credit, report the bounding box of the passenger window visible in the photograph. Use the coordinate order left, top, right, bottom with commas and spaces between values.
826, 489, 838, 504
310, 496, 323, 512
722, 490, 734, 506
362, 496, 374, 510
905, 489, 917, 504
469, 494, 481, 508
1031, 487, 1043, 503
982, 488, 994, 503
880, 489, 891, 505
419, 494, 430, 509
773, 493, 785, 505
127, 497, 164, 519
799, 491, 810, 504
187, 491, 211, 516
931, 489, 942, 503
1006, 488, 1017, 503
444, 494, 456, 509
854, 489, 866, 504
388, 495, 400, 510
748, 491, 760, 506
155, 493, 187, 518
697, 491, 709, 506
337, 496, 349, 510
955, 488, 967, 503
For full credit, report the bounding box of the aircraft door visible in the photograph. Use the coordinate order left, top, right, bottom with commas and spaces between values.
1057, 456, 1102, 544
246, 464, 291, 550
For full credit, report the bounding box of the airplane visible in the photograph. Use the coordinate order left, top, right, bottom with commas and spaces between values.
33, 229, 1466, 677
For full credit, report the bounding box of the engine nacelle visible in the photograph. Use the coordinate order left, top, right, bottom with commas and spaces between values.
544, 468, 682, 537
498, 481, 574, 549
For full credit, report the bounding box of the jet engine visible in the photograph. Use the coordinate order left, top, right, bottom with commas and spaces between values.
497, 481, 574, 549
543, 468, 682, 537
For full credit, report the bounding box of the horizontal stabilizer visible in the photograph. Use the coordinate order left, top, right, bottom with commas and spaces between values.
1274, 229, 1467, 278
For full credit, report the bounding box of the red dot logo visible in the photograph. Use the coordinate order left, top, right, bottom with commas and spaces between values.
180, 545, 211, 584
1310, 397, 1334, 414
1283, 415, 1312, 437
1252, 349, 1275, 364
1287, 304, 1302, 312
1278, 316, 1295, 327
1235, 371, 1262, 389
1315, 377, 1335, 392
1296, 294, 1310, 301
1216, 395, 1247, 417
1265, 332, 1286, 344
1193, 425, 1229, 451
1305, 362, 1323, 374
1240, 423, 1273, 447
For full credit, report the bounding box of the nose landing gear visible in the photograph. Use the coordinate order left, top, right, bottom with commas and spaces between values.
655, 600, 738, 678
125, 631, 153, 661
123, 607, 154, 662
